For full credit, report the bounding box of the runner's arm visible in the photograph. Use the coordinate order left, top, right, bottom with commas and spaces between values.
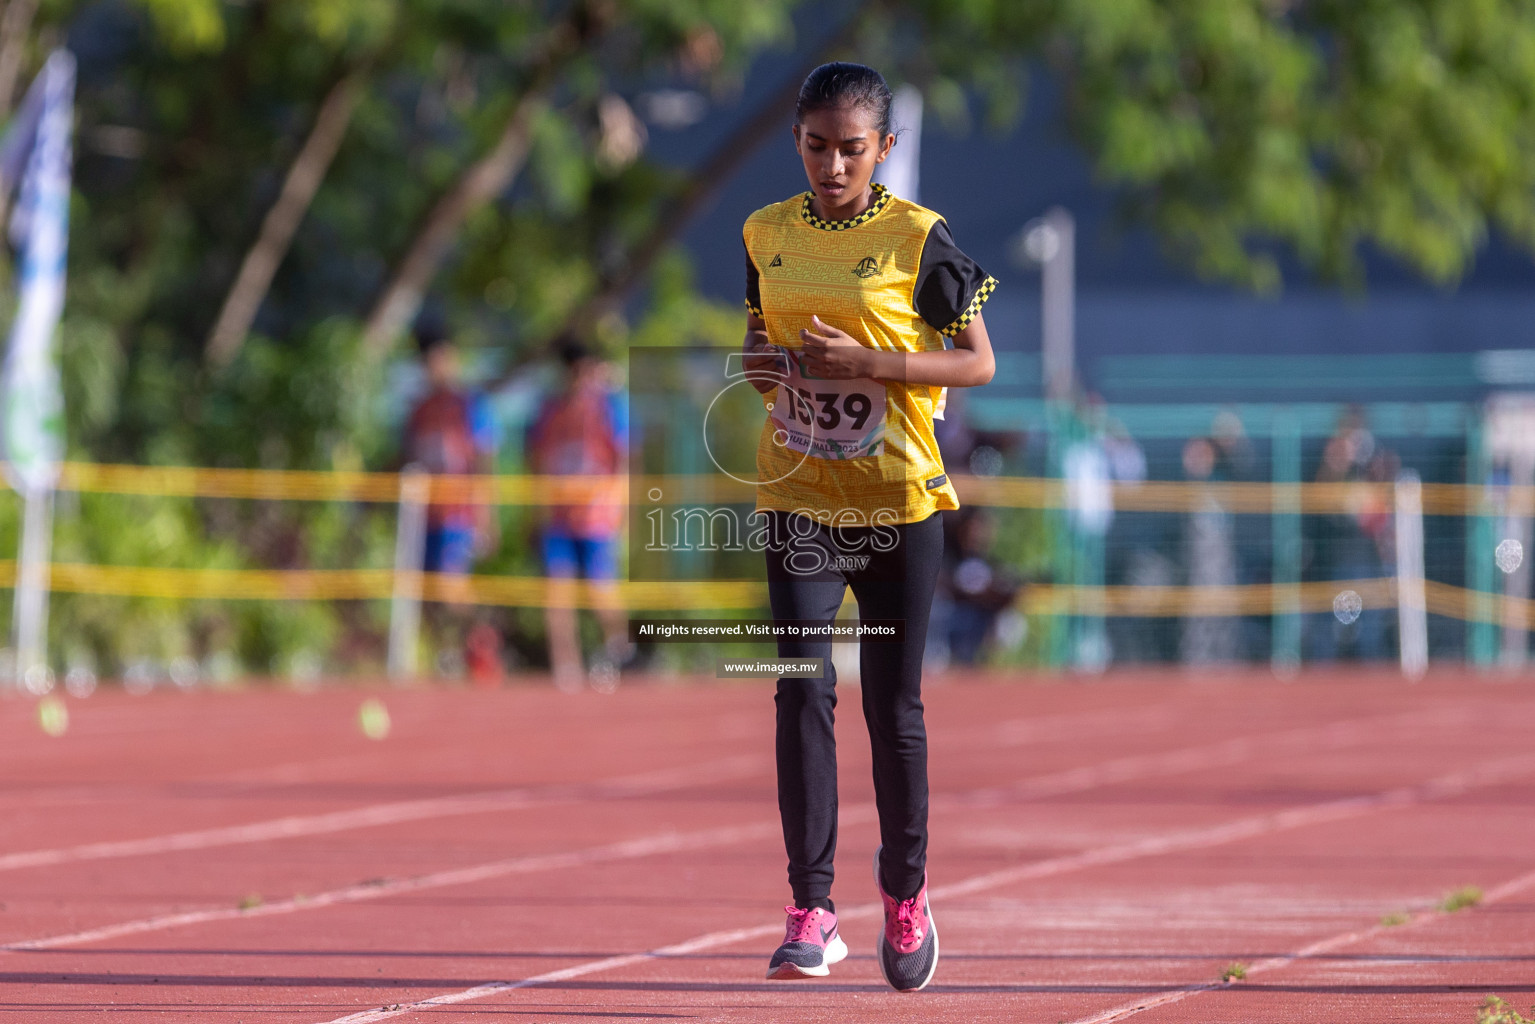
800, 314, 995, 388
742, 312, 780, 395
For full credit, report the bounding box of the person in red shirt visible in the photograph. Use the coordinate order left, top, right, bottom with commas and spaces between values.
525, 336, 630, 691
401, 321, 501, 681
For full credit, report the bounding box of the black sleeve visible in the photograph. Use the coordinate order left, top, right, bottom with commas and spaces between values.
913, 219, 997, 337
744, 238, 763, 318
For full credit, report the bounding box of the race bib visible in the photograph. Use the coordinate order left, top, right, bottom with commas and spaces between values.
768, 347, 886, 460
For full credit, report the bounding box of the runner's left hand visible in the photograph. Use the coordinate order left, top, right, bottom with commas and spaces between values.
799, 316, 869, 379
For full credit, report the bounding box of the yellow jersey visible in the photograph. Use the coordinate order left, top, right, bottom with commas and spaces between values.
743, 183, 996, 525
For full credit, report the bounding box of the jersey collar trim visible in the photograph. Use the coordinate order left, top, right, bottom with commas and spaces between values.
800, 182, 892, 231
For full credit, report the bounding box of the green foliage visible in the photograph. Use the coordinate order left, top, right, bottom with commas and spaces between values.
289, 0, 398, 52
1441, 885, 1484, 913
868, 0, 1535, 288
136, 0, 226, 53
1481, 996, 1535, 1024
625, 249, 744, 350
5, 0, 1534, 678
8, 0, 820, 678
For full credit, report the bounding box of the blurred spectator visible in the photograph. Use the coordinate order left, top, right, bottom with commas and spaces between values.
401, 319, 502, 683
1072, 398, 1143, 670
1307, 407, 1395, 661
935, 507, 1022, 666
1064, 438, 1113, 537
927, 419, 1026, 670
1210, 408, 1256, 481
1104, 421, 1176, 666
1210, 409, 1268, 657
526, 336, 630, 691
931, 386, 976, 465
1180, 436, 1240, 664
1103, 425, 1147, 487
1083, 394, 1147, 489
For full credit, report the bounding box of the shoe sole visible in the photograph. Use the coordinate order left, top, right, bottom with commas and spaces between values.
765, 934, 848, 980
873, 845, 939, 992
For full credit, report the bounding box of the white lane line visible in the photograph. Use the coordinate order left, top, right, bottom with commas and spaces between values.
0, 755, 766, 874
326, 924, 784, 1023
0, 702, 1457, 875
308, 752, 1535, 1023
2, 820, 782, 953
0, 707, 1178, 856
0, 707, 1453, 957
934, 750, 1535, 901
1065, 860, 1535, 1022
0, 707, 1185, 864
955, 703, 1191, 750
942, 709, 1463, 809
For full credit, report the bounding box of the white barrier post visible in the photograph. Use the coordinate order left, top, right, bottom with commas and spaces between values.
1500, 457, 1534, 670
1394, 471, 1428, 679
387, 466, 429, 682
12, 483, 54, 692
1040, 207, 1075, 404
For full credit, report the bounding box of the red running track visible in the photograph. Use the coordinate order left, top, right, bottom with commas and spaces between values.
2, 669, 1534, 1022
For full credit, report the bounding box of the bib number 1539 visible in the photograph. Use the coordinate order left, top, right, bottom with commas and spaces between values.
768, 348, 886, 460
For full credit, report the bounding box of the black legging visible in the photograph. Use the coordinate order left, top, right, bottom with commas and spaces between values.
762, 509, 943, 906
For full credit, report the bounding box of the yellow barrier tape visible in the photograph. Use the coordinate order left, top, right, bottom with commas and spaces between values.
50, 465, 741, 508
0, 461, 1520, 514
961, 478, 1535, 516
1423, 580, 1535, 628
58, 462, 400, 503
1, 557, 1530, 624
0, 560, 766, 611
1016, 578, 1397, 618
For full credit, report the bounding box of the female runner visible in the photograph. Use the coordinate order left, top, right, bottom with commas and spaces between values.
741, 61, 996, 992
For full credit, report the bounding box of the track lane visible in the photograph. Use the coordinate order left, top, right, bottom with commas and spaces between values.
301, 750, 1535, 1021
6, 676, 1534, 1023
2, 698, 1467, 955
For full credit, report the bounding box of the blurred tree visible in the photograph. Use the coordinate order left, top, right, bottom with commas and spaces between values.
529, 0, 1535, 366
0, 0, 809, 675
866, 0, 1535, 290
2, 0, 1534, 676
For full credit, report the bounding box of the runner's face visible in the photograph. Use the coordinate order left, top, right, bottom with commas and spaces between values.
793, 104, 894, 220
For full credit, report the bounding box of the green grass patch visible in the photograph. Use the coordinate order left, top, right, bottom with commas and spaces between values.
1221, 962, 1247, 983
1441, 886, 1483, 913
1478, 995, 1535, 1024
237, 893, 263, 911
1379, 911, 1411, 927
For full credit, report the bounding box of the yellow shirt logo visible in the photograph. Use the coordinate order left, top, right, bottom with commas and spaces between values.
743, 188, 963, 524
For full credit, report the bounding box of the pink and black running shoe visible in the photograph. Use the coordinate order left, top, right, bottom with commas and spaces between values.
766, 905, 848, 979
873, 846, 938, 991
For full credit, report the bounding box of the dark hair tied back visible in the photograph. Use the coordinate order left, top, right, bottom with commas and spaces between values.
795, 62, 894, 138
552, 331, 592, 368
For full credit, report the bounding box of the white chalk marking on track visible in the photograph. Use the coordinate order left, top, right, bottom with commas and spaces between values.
933, 750, 1535, 901
309, 749, 1535, 1023
2, 820, 781, 953
0, 708, 1458, 957
956, 703, 1191, 749
0, 705, 1446, 873
327, 923, 785, 1023
0, 755, 766, 874
941, 708, 1464, 809
1064, 856, 1535, 1022
0, 704, 1430, 876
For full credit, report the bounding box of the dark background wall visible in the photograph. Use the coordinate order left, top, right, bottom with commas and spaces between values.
642, 56, 1535, 393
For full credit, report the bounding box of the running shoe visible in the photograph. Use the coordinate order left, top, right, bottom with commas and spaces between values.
766, 905, 848, 979
873, 845, 938, 991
